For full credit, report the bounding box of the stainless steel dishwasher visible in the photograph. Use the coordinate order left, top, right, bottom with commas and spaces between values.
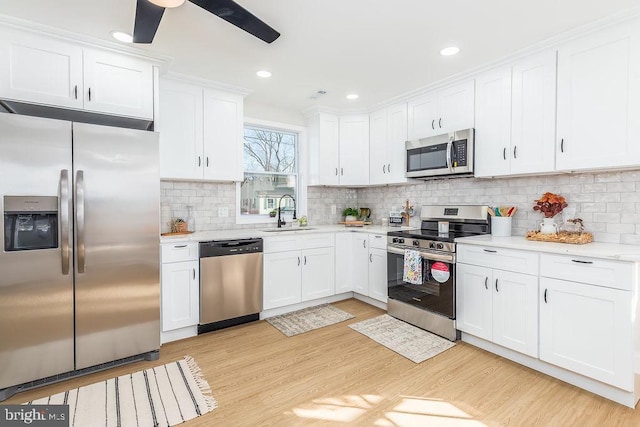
198, 238, 263, 334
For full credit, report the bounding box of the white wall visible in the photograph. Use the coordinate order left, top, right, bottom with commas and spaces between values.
243, 99, 306, 126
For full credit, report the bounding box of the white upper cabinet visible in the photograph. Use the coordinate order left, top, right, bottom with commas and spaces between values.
0, 27, 154, 119
307, 112, 340, 186
408, 80, 474, 140
82, 48, 154, 119
556, 19, 640, 171
369, 103, 409, 185
158, 77, 243, 181
339, 114, 369, 186
474, 50, 556, 178
474, 66, 512, 177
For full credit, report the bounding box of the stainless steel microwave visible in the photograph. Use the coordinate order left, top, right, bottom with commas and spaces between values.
405, 128, 474, 179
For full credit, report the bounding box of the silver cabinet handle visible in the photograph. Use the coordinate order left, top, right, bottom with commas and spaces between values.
387, 163, 391, 173
560, 138, 564, 153
335, 167, 338, 176
544, 288, 548, 303
88, 87, 92, 101
571, 259, 593, 264
76, 170, 86, 273
174, 245, 187, 248
484, 277, 488, 290
513, 146, 517, 159
206, 157, 209, 167
304, 256, 307, 265
431, 119, 435, 130
383, 165, 386, 174
363, 239, 367, 248
297, 256, 300, 266
60, 169, 71, 275
341, 167, 344, 176
74, 85, 78, 100
439, 118, 442, 128
483, 249, 497, 253
374, 235, 382, 239
198, 156, 201, 167
193, 268, 195, 280
495, 279, 499, 292
370, 253, 373, 262
503, 147, 506, 160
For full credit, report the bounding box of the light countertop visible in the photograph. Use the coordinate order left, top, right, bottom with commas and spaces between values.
161, 224, 418, 244
455, 235, 640, 262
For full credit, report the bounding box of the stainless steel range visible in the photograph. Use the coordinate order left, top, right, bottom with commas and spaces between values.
386, 205, 490, 340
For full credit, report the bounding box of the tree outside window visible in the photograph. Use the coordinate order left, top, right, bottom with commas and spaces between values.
240, 126, 297, 216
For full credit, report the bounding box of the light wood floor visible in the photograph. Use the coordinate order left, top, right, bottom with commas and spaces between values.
5, 298, 640, 426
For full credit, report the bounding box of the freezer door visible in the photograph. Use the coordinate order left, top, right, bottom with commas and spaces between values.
0, 114, 74, 389
73, 123, 160, 370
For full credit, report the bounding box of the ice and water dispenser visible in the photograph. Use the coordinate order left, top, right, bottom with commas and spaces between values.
3, 196, 58, 251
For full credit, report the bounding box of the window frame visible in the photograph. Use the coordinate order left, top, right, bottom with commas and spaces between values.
236, 118, 307, 225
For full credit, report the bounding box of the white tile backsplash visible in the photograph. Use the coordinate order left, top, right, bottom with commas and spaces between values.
161, 169, 640, 243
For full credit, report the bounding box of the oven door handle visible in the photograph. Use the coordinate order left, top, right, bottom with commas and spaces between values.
387, 246, 454, 263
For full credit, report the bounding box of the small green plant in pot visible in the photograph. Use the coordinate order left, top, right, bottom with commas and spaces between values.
269, 210, 277, 218
342, 207, 359, 222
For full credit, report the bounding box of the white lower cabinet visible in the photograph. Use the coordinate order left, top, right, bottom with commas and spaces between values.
368, 247, 388, 303
263, 234, 335, 310
457, 263, 538, 357
352, 233, 387, 303
160, 242, 199, 340
335, 232, 354, 293
353, 235, 369, 295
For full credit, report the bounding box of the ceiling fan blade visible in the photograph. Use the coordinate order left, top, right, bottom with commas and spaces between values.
133, 0, 166, 43
188, 0, 280, 43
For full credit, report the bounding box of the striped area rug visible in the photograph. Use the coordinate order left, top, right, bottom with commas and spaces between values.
25, 356, 217, 426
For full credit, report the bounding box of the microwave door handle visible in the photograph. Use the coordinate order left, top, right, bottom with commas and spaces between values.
446, 137, 453, 172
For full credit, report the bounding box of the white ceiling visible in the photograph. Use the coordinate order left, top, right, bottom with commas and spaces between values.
1, 0, 639, 114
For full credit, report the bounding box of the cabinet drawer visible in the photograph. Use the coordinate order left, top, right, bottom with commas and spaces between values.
299, 233, 334, 250
540, 254, 633, 291
263, 234, 299, 253
368, 233, 387, 249
458, 244, 538, 275
161, 242, 198, 263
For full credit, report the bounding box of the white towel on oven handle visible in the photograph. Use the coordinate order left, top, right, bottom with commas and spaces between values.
403, 249, 423, 285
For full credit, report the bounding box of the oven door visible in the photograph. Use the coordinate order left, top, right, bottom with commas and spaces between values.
387, 245, 455, 318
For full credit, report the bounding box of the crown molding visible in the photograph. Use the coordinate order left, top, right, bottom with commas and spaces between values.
161, 71, 252, 96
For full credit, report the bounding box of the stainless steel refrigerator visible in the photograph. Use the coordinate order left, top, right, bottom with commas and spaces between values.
0, 113, 160, 400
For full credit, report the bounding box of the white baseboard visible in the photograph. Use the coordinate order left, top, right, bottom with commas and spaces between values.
161, 326, 198, 344
260, 292, 354, 319
353, 293, 387, 311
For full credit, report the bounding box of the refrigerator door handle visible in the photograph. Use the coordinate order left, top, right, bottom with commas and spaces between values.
60, 169, 71, 275
76, 170, 86, 273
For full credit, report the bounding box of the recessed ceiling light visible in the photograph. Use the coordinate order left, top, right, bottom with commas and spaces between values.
111, 31, 133, 43
256, 70, 272, 78
440, 46, 460, 56
346, 94, 359, 100
148, 0, 186, 7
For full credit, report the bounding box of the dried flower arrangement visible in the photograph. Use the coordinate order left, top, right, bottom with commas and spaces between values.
533, 192, 568, 218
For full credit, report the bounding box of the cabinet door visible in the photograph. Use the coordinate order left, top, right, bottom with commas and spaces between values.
161, 260, 199, 331
158, 79, 203, 179
202, 89, 243, 181
368, 247, 388, 303
407, 92, 438, 139
335, 233, 354, 293
0, 29, 83, 109
83, 48, 154, 119
539, 277, 633, 390
369, 108, 388, 185
511, 50, 556, 174
474, 67, 512, 177
339, 114, 369, 185
437, 80, 475, 134
319, 113, 340, 185
456, 263, 492, 340
492, 270, 538, 357
263, 251, 302, 310
556, 21, 640, 170
352, 236, 370, 295
386, 103, 409, 184
302, 247, 336, 301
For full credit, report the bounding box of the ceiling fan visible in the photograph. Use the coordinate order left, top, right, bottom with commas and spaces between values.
133, 0, 280, 44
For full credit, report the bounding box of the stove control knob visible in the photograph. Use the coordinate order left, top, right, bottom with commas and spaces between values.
392, 238, 399, 243
436, 243, 444, 250
413, 240, 420, 247
399, 238, 405, 244
429, 242, 436, 249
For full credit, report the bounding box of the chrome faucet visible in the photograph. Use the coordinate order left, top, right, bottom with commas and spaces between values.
277, 194, 297, 228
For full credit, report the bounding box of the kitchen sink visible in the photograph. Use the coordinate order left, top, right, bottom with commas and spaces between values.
262, 227, 317, 232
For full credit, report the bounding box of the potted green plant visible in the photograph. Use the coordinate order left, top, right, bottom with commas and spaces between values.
170, 217, 188, 233
342, 207, 359, 222
269, 209, 277, 218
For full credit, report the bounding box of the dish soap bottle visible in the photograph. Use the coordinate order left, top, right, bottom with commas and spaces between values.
186, 205, 195, 232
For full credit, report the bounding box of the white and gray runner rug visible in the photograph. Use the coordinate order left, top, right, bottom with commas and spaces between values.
266, 304, 355, 337
349, 314, 455, 363
25, 356, 217, 426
